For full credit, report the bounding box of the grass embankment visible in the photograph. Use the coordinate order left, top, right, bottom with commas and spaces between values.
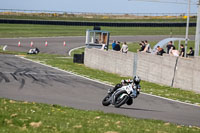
1, 98, 200, 133
0, 23, 196, 38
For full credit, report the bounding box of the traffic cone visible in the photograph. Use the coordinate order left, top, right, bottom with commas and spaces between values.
30, 41, 33, 47
63, 41, 66, 46
45, 41, 48, 46
18, 41, 21, 47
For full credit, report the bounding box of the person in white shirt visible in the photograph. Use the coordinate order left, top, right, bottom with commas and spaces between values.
121, 42, 128, 53
169, 46, 179, 57
143, 40, 151, 53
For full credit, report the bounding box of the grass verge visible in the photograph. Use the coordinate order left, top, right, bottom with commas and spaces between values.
1, 98, 200, 133
0, 24, 196, 38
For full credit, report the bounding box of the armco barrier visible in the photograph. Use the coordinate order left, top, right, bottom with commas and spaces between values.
84, 48, 200, 93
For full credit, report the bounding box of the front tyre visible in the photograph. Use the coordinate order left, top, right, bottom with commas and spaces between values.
102, 94, 111, 106
114, 90, 129, 108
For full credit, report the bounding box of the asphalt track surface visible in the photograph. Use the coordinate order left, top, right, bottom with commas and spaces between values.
0, 35, 195, 55
0, 35, 199, 127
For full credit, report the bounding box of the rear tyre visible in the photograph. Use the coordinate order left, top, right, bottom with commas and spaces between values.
114, 90, 129, 108
102, 94, 111, 106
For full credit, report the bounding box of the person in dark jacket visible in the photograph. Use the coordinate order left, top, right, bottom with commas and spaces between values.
187, 47, 194, 57
114, 41, 121, 51
156, 46, 165, 56
166, 41, 175, 54
138, 41, 146, 52
179, 44, 185, 57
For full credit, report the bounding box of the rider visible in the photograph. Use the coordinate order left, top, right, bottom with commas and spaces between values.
131, 75, 141, 98
108, 75, 141, 98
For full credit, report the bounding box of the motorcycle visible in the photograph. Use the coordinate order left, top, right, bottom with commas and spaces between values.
102, 83, 138, 108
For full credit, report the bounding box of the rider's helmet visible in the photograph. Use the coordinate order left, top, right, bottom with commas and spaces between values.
133, 75, 141, 84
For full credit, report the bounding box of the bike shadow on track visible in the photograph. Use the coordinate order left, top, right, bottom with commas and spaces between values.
116, 106, 162, 113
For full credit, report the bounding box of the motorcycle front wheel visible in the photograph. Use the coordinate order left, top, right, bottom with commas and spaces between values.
102, 94, 111, 106
114, 90, 129, 108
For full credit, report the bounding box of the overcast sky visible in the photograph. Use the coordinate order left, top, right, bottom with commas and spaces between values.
0, 0, 198, 14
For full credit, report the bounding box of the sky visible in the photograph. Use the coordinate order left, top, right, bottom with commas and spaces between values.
0, 0, 198, 14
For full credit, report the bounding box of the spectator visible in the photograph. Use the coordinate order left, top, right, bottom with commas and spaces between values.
114, 41, 121, 51
121, 42, 128, 53
156, 46, 165, 56
143, 40, 151, 53
187, 47, 194, 57
169, 46, 179, 57
166, 41, 175, 54
138, 41, 146, 52
179, 44, 185, 57
112, 40, 116, 50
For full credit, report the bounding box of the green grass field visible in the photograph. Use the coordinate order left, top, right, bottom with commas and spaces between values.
0, 23, 196, 38
1, 98, 200, 133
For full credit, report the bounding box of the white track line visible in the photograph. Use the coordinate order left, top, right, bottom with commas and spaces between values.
3, 45, 7, 51
68, 46, 86, 56
16, 55, 200, 108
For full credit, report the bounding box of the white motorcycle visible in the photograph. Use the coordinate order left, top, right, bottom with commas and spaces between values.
102, 83, 139, 108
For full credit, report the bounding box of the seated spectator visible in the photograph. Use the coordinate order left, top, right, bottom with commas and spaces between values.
169, 46, 179, 57
166, 41, 175, 54
179, 44, 185, 57
143, 40, 151, 53
112, 40, 116, 50
113, 41, 121, 51
138, 41, 146, 52
187, 47, 194, 57
121, 42, 128, 53
156, 46, 165, 56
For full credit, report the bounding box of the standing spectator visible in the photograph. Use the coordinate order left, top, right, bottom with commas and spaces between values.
187, 47, 194, 57
166, 41, 175, 54
179, 44, 185, 57
138, 41, 146, 52
112, 40, 116, 50
143, 40, 151, 53
114, 41, 121, 51
121, 42, 128, 53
